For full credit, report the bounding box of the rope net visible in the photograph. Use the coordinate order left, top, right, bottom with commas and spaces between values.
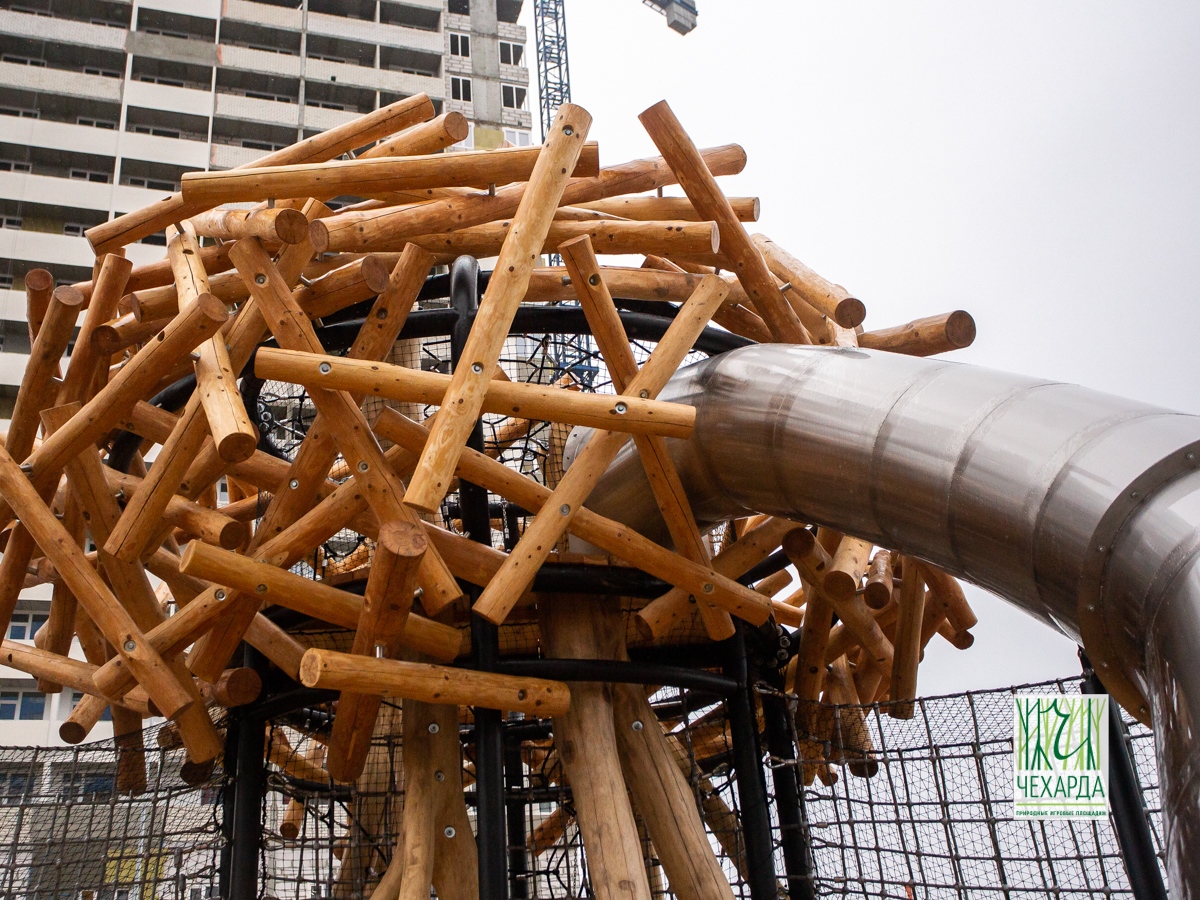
0, 679, 1164, 899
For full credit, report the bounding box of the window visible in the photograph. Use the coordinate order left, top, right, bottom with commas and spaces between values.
305, 99, 346, 111
136, 74, 184, 87
6, 611, 47, 640
499, 41, 523, 66
0, 769, 37, 805
0, 106, 39, 119
77, 116, 116, 129
2, 216, 22, 230
449, 32, 470, 58
245, 90, 291, 103
0, 160, 31, 173
140, 26, 190, 40
307, 52, 346, 64
242, 139, 286, 152
63, 223, 86, 237
58, 770, 114, 802
1, 690, 47, 721
450, 76, 472, 102
127, 176, 178, 191
11, 5, 52, 16
84, 66, 121, 78
501, 83, 527, 110
131, 124, 182, 139
504, 129, 532, 147
62, 691, 111, 721
1, 54, 46, 67
0, 274, 13, 290
71, 168, 111, 183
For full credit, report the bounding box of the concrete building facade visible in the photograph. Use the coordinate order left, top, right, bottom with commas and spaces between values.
0, 0, 530, 748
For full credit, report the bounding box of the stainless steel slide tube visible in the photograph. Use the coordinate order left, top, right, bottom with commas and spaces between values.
575, 344, 1200, 897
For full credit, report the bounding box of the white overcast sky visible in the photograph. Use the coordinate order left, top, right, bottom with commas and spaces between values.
517, 1, 1200, 694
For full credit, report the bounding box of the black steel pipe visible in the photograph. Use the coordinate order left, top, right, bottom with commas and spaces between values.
227, 697, 266, 898
505, 718, 531, 899
724, 624, 779, 900
491, 658, 737, 695
761, 676, 817, 900
1082, 654, 1168, 900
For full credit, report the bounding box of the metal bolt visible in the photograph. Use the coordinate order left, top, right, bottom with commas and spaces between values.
215, 589, 226, 601
1130, 491, 1140, 499
562, 125, 574, 136
588, 274, 600, 286
559, 503, 570, 516
1097, 546, 1106, 553
319, 362, 332, 374
639, 389, 649, 399
1188, 452, 1196, 462
255, 583, 268, 593
517, 690, 527, 701
435, 770, 445, 782
289, 478, 300, 489
779, 281, 792, 293
123, 640, 137, 652
631, 720, 644, 732
1087, 604, 1096, 612
471, 362, 483, 374
561, 275, 572, 286
444, 826, 456, 838
428, 723, 439, 734
357, 461, 369, 472
254, 274, 266, 285
19, 462, 33, 474
614, 402, 627, 415
702, 583, 714, 594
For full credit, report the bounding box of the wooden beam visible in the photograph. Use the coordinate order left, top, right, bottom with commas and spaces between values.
858, 312, 976, 356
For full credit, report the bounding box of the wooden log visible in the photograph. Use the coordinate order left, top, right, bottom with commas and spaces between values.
374, 411, 769, 624
864, 550, 894, 610
613, 682, 735, 900
783, 528, 836, 723
858, 312, 976, 356
889, 559, 926, 719
560, 234, 733, 640
326, 522, 426, 784
578, 195, 759, 223
937, 619, 975, 650
638, 101, 807, 344
101, 244, 235, 309
199, 667, 262, 707
381, 218, 720, 261
37, 498, 81, 688
268, 727, 331, 782
360, 111, 470, 159
914, 562, 978, 634
299, 648, 568, 716
634, 516, 797, 639
58, 254, 134, 404
23, 267, 55, 341
293, 254, 392, 320
540, 596, 651, 900
105, 468, 248, 551
469, 276, 734, 625
188, 206, 311, 245
404, 104, 593, 513
181, 142, 599, 205
179, 540, 461, 662
5, 286, 86, 462
0, 447, 195, 721
752, 235, 865, 329
228, 237, 463, 611
1, 639, 107, 698
85, 93, 436, 253
320, 143, 745, 255
279, 740, 327, 839
822, 656, 879, 778
169, 223, 259, 463
251, 245, 431, 552
255, 348, 696, 438
91, 313, 168, 355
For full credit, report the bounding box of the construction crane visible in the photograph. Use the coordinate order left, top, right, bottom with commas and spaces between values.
532, 0, 698, 140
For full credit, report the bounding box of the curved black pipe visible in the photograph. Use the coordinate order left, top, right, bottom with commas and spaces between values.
106, 374, 196, 473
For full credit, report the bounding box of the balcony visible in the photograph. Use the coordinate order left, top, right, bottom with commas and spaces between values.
222, 0, 303, 33
123, 80, 213, 118
215, 91, 300, 127
304, 56, 440, 99
118, 131, 209, 169
0, 118, 122, 158
0, 61, 121, 103
218, 43, 302, 80
0, 171, 114, 212
0, 9, 127, 52
0, 227, 162, 272
307, 10, 442, 54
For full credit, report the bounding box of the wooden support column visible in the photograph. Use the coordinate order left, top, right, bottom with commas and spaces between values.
560, 234, 733, 640
404, 103, 593, 512
326, 522, 426, 784
540, 596, 652, 900
472, 275, 729, 626
58, 253, 133, 404
638, 101, 807, 345
889, 559, 926, 719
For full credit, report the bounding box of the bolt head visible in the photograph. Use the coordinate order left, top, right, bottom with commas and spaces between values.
428, 723, 439, 734
123, 640, 137, 652
1187, 452, 1196, 462
517, 689, 526, 701
319, 362, 331, 374
254, 274, 266, 285
215, 589, 226, 600
559, 503, 570, 516
702, 583, 714, 594
255, 583, 267, 593
289, 478, 300, 489
471, 362, 483, 374
614, 402, 627, 414
588, 274, 600, 286
562, 125, 574, 136
357, 461, 369, 472
631, 720, 644, 732
444, 826, 456, 838
435, 770, 445, 782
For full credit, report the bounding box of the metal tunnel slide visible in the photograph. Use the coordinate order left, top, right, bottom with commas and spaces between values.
573, 344, 1200, 899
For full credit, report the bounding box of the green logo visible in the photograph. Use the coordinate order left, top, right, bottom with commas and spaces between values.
1013, 694, 1109, 819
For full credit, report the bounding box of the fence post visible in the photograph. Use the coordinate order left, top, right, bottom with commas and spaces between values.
451, 255, 509, 900
725, 622, 779, 900
1080, 653, 1168, 900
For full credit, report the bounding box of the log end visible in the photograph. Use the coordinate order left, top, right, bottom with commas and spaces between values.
377, 521, 428, 559
781, 527, 816, 566
863, 583, 892, 610
748, 197, 761, 223
195, 292, 232, 327
279, 821, 301, 840
91, 324, 122, 355
361, 254, 391, 293
24, 268, 54, 294
572, 140, 601, 178
308, 220, 330, 255
215, 429, 259, 465
298, 648, 323, 688
444, 110, 470, 143
52, 285, 87, 308
218, 520, 252, 552
848, 758, 880, 778
60, 720, 87, 744
215, 667, 263, 707
179, 758, 216, 786
276, 207, 313, 245
823, 570, 859, 603
708, 222, 720, 254
834, 296, 867, 329
945, 310, 977, 349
